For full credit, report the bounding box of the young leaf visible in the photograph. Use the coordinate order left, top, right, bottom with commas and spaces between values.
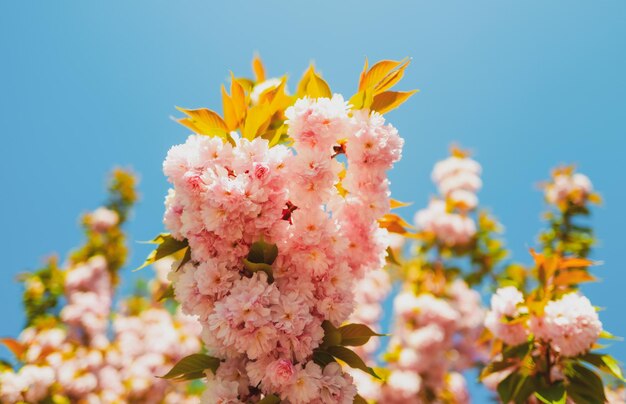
242, 259, 274, 283
326, 346, 380, 379
370, 90, 418, 115
258, 394, 280, 404
479, 360, 515, 380
373, 59, 411, 93
252, 55, 266, 83
338, 323, 385, 347
503, 341, 532, 360
497, 371, 522, 403
297, 65, 331, 98
1, 338, 25, 359
320, 320, 342, 348
176, 246, 192, 271
378, 213, 415, 234
222, 85, 239, 130
243, 104, 272, 140
157, 284, 174, 301
359, 59, 406, 92
386, 246, 401, 266
135, 235, 188, 272
553, 269, 596, 286
349, 88, 374, 110
160, 353, 220, 381
312, 350, 337, 367
580, 353, 625, 381
566, 363, 606, 404
176, 107, 229, 137
229, 73, 247, 124
390, 199, 412, 209
558, 257, 595, 270
534, 382, 566, 404
247, 240, 279, 265
353, 394, 368, 404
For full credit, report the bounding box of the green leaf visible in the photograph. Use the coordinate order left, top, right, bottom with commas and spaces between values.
535, 382, 566, 404
497, 371, 520, 403
503, 341, 532, 360
565, 363, 606, 404
312, 350, 336, 367
580, 353, 625, 381
258, 394, 281, 404
135, 234, 188, 271
497, 372, 535, 404
338, 323, 385, 347
160, 353, 220, 381
479, 360, 516, 380
242, 259, 274, 283
176, 246, 192, 271
326, 346, 379, 379
247, 239, 278, 265
320, 320, 342, 348
353, 394, 368, 404
385, 246, 401, 266
157, 284, 174, 301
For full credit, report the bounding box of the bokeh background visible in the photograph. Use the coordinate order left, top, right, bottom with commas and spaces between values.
1, 1, 625, 399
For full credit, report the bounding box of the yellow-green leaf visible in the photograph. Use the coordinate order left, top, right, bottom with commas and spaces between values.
135, 234, 188, 272
326, 345, 380, 379
160, 353, 220, 381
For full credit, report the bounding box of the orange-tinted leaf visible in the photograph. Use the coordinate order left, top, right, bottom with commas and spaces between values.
370, 90, 418, 114
176, 107, 228, 136
349, 88, 374, 110
243, 104, 272, 140
378, 213, 415, 234
252, 54, 266, 83
554, 269, 597, 286
263, 78, 292, 114
359, 60, 401, 91
221, 85, 238, 130
374, 58, 411, 94
234, 77, 254, 92
450, 144, 471, 158
529, 248, 545, 269
558, 257, 595, 270
1, 338, 25, 359
390, 199, 412, 209
588, 193, 603, 204
297, 65, 331, 98
230, 72, 247, 123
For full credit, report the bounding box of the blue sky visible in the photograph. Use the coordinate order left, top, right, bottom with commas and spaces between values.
1, 0, 625, 398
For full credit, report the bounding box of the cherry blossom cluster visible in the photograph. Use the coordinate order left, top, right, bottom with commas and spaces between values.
0, 255, 203, 404
415, 152, 482, 247
1, 172, 206, 403
479, 168, 624, 403
486, 287, 602, 357
0, 307, 202, 403
162, 95, 403, 402
545, 167, 594, 208
373, 279, 484, 403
